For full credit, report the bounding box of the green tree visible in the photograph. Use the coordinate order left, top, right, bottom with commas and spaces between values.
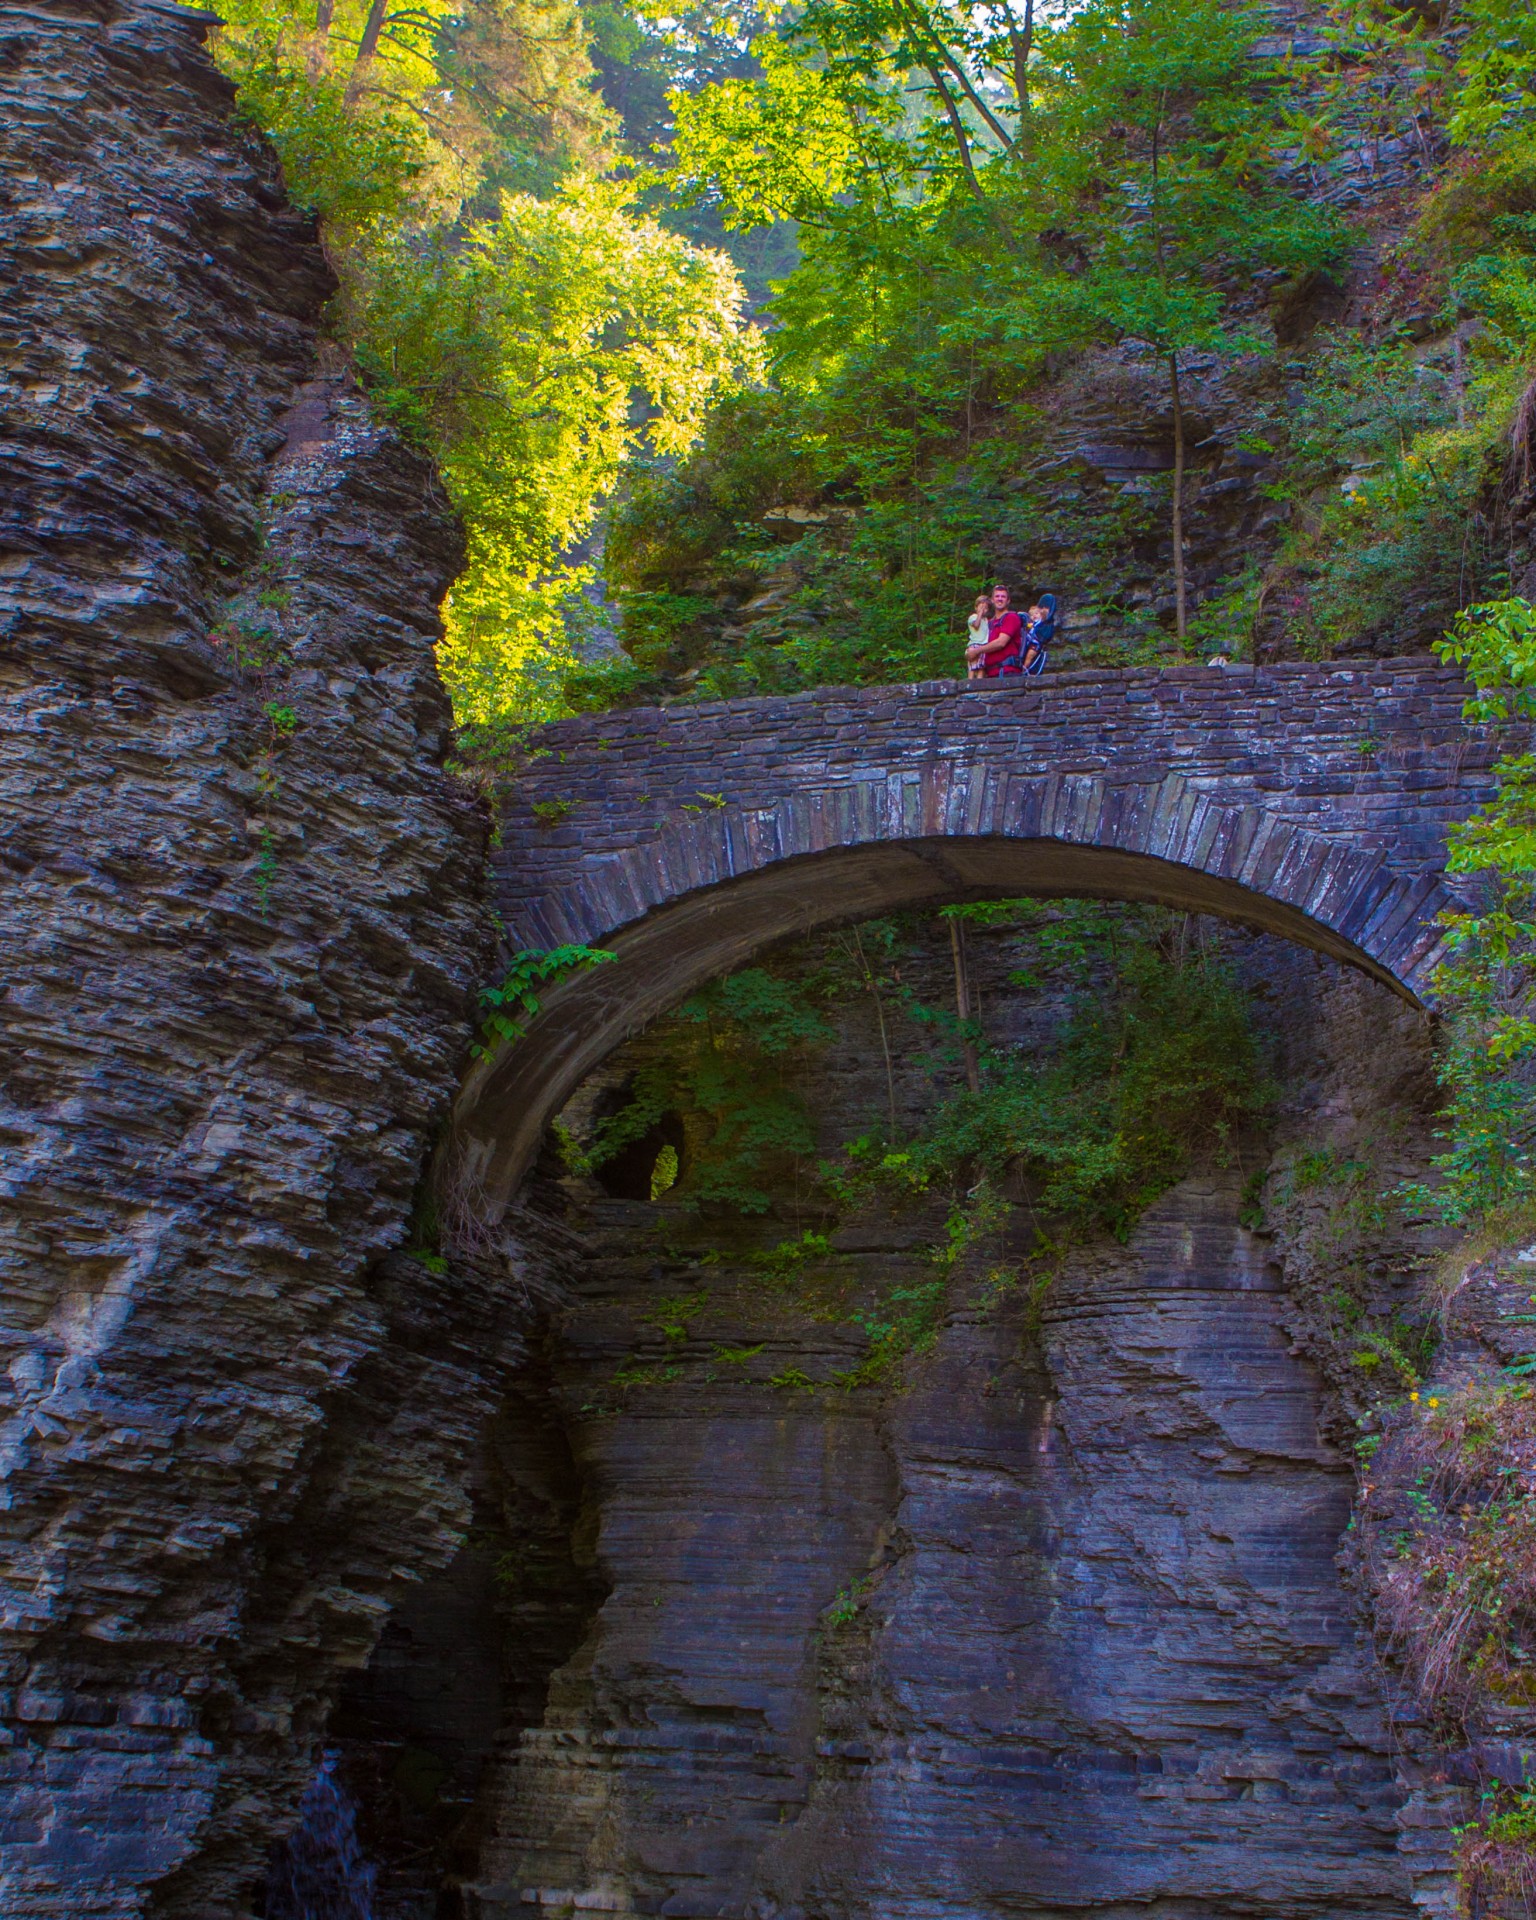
1406, 598, 1536, 1226
214, 0, 761, 728
1031, 0, 1340, 636
660, 0, 1341, 669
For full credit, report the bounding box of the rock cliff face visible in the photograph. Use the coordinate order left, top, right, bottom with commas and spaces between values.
0, 8, 1482, 1919
326, 923, 1455, 1920
0, 3, 497, 1910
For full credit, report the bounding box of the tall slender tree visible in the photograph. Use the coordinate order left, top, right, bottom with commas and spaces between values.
673, 0, 1341, 644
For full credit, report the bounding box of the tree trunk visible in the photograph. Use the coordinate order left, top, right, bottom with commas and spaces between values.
308, 0, 335, 76
343, 0, 390, 104
1008, 0, 1035, 126
1169, 349, 1187, 643
851, 928, 899, 1139
949, 918, 981, 1096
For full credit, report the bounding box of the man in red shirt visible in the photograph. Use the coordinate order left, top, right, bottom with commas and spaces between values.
971, 583, 1024, 678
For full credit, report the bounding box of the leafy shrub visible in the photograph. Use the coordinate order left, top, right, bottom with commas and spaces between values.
229, 56, 428, 228
1403, 600, 1536, 1228
840, 905, 1271, 1245
1459, 1779, 1536, 1919
1266, 331, 1520, 657
1367, 1380, 1536, 1722
476, 944, 615, 1057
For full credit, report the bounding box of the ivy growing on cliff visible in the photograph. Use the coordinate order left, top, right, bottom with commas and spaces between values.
837, 903, 1272, 1245
1404, 597, 1536, 1228
569, 906, 1271, 1395
578, 966, 836, 1213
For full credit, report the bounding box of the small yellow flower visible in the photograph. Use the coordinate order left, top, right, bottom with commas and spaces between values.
1410, 1392, 1420, 1402
1428, 1397, 1440, 1409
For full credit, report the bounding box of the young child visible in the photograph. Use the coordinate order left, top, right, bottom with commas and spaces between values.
964, 593, 991, 680
1019, 591, 1057, 676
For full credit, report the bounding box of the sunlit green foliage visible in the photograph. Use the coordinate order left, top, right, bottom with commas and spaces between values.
345, 184, 760, 725
1404, 599, 1536, 1226
583, 0, 1536, 695
213, 0, 760, 729
592, 0, 1342, 692
215, 0, 611, 217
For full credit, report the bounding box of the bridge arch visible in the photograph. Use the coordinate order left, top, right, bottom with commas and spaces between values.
453, 663, 1498, 1213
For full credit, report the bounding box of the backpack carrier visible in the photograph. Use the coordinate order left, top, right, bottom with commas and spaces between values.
1020, 593, 1057, 676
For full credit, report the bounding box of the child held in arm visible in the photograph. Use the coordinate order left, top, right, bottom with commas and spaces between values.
964, 593, 991, 680
1019, 592, 1057, 676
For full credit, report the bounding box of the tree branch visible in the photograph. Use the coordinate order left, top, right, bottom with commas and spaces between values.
1007, 0, 1034, 121
916, 54, 988, 201
894, 0, 1017, 151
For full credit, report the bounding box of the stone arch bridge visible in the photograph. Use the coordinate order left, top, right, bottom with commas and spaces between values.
457, 659, 1500, 1206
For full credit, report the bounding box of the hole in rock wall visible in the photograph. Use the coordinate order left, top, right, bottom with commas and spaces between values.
586, 1086, 688, 1203
317, 901, 1445, 1920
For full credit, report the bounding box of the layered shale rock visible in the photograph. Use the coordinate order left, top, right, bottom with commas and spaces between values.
0, 7, 1484, 1917
325, 925, 1453, 1919
0, 3, 500, 1910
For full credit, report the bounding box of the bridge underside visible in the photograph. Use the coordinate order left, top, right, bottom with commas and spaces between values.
452, 833, 1444, 1217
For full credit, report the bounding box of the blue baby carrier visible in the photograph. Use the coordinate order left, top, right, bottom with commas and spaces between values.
1021, 592, 1056, 676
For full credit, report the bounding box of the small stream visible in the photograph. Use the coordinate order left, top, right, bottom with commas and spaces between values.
266, 1748, 377, 1920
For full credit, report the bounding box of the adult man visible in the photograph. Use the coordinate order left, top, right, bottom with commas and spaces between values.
967, 583, 1025, 678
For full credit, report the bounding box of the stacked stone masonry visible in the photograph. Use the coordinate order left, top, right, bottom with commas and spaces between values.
498, 666, 1500, 997
462, 666, 1505, 1209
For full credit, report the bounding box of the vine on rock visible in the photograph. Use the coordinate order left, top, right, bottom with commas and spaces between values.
475, 945, 615, 1058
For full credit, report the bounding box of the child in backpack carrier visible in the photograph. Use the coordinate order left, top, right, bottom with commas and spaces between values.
1020, 592, 1057, 676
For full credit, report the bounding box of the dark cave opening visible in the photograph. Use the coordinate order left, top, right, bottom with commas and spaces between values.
587, 1092, 688, 1203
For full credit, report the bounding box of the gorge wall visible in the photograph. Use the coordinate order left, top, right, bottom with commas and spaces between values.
0, 7, 1517, 1919
0, 2, 509, 1909
331, 916, 1458, 1920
